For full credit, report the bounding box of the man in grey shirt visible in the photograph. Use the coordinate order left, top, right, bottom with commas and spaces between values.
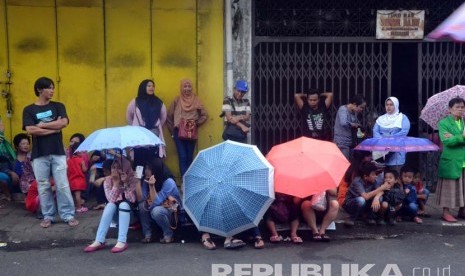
333, 95, 366, 160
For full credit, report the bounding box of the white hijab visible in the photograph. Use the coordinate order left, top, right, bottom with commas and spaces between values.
376, 97, 403, 129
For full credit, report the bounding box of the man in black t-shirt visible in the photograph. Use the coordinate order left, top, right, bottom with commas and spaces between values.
294, 90, 333, 141
22, 77, 78, 228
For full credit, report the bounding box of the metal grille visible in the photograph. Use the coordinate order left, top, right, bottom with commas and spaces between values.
255, 0, 464, 37
252, 41, 390, 154
418, 42, 465, 191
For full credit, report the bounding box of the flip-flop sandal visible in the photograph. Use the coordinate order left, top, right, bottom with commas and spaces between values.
291, 236, 303, 244
201, 237, 216, 250
141, 236, 153, 243
254, 237, 265, 249
418, 212, 431, 218
311, 232, 323, 242
413, 217, 423, 224
320, 233, 331, 242
67, 218, 79, 227
160, 237, 174, 244
269, 235, 283, 243
224, 239, 246, 249
40, 219, 52, 228
92, 204, 105, 210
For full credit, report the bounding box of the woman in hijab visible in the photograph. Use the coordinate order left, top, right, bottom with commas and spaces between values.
137, 158, 182, 244
166, 79, 208, 177
126, 79, 167, 165
373, 97, 411, 171
84, 157, 137, 253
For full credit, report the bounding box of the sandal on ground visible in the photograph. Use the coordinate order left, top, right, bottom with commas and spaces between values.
442, 213, 458, 223
311, 232, 323, 242
417, 211, 431, 218
159, 236, 174, 244
413, 216, 423, 224
201, 237, 216, 250
92, 204, 105, 210
320, 233, 331, 242
141, 236, 152, 243
40, 219, 53, 228
67, 218, 79, 227
291, 236, 303, 244
76, 206, 89, 213
254, 237, 265, 249
224, 238, 246, 249
269, 235, 283, 243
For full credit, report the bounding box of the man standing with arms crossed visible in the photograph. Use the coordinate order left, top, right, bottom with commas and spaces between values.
23, 77, 78, 228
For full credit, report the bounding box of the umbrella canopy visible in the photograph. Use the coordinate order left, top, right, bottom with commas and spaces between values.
354, 137, 440, 152
266, 136, 349, 199
75, 125, 164, 152
420, 85, 465, 130
426, 2, 465, 41
183, 140, 274, 237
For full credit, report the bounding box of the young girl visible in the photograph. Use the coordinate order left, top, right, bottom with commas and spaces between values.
380, 170, 404, 225
67, 142, 88, 213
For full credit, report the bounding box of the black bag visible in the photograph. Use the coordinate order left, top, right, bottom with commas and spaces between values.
222, 122, 248, 141
221, 97, 250, 142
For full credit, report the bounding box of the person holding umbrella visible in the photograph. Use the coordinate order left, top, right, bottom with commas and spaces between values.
373, 97, 411, 172
436, 97, 465, 222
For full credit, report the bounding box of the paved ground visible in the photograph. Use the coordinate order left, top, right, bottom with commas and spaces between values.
1, 193, 465, 251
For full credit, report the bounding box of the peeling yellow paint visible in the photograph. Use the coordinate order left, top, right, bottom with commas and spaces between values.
0, 0, 224, 179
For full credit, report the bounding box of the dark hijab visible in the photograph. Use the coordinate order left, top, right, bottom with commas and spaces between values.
135, 79, 163, 130
146, 158, 174, 192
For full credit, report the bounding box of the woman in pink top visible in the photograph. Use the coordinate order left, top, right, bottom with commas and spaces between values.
84, 157, 137, 253
126, 79, 167, 166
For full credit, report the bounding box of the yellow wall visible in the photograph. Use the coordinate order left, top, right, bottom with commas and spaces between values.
0, 0, 224, 179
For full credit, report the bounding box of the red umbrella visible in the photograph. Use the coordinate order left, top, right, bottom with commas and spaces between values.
266, 137, 350, 199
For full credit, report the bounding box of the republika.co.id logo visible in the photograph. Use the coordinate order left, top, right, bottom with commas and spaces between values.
211, 263, 452, 276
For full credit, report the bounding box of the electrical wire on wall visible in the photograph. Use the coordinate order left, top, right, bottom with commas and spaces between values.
1, 0, 13, 139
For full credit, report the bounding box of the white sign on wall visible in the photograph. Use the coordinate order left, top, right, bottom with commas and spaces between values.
376, 10, 425, 39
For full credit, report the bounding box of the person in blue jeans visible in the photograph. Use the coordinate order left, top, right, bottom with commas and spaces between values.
166, 78, 208, 177
84, 157, 137, 253
22, 77, 78, 228
399, 166, 423, 224
138, 158, 182, 244
342, 162, 389, 226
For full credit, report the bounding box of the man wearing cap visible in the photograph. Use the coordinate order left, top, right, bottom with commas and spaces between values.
221, 80, 251, 143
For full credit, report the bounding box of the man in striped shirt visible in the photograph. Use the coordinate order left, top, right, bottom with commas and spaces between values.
221, 80, 251, 143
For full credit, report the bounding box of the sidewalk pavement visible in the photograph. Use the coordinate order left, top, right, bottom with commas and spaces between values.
1, 193, 464, 250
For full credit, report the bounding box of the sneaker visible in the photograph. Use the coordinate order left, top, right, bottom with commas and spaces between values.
344, 219, 355, 227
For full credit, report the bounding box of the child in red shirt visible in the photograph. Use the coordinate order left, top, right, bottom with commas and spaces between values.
67, 143, 88, 213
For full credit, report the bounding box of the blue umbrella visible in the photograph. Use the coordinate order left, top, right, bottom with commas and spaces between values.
183, 140, 274, 237
75, 125, 164, 152
354, 137, 440, 152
